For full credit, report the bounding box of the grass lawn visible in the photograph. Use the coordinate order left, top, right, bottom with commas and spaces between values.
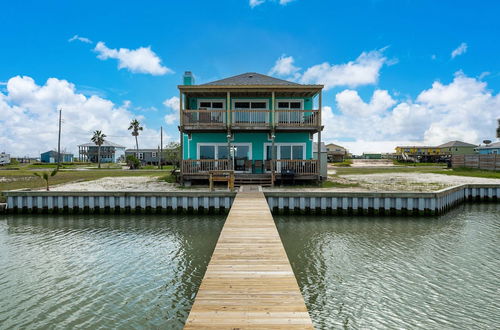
334, 166, 499, 179
0, 169, 176, 202
330, 159, 353, 167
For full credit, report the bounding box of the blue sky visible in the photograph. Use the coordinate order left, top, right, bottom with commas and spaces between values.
1, 0, 499, 155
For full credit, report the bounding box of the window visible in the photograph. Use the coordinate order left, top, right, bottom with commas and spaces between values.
277, 101, 302, 110
198, 101, 225, 110
199, 146, 215, 159
234, 101, 268, 110
152, 152, 157, 158
217, 146, 229, 160
137, 153, 144, 160
265, 144, 304, 160
292, 146, 303, 160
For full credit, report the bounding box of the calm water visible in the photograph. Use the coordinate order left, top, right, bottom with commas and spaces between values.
0, 214, 225, 329
276, 204, 500, 329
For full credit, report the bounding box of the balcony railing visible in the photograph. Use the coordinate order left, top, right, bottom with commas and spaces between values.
232, 110, 270, 126
275, 110, 319, 127
182, 159, 231, 174
274, 159, 318, 175
182, 159, 318, 176
182, 110, 226, 126
181, 109, 320, 128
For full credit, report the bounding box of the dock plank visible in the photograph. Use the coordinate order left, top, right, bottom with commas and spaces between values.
184, 191, 313, 329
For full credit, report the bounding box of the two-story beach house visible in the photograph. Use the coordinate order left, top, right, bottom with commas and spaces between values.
178, 72, 324, 185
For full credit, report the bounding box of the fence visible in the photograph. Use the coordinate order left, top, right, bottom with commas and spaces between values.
452, 154, 500, 170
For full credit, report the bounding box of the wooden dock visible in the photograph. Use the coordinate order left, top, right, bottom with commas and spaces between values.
184, 191, 313, 329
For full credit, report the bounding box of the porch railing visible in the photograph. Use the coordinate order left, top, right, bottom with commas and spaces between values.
232, 110, 270, 126
275, 110, 320, 127
182, 110, 226, 126
182, 159, 231, 174
274, 159, 318, 175
181, 109, 320, 128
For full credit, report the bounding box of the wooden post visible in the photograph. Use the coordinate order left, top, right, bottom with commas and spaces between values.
271, 91, 275, 128
317, 90, 322, 182
227, 91, 231, 128
271, 130, 276, 187
180, 131, 184, 185
179, 91, 184, 126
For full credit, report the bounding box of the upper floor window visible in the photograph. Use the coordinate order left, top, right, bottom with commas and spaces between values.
137, 153, 144, 160
198, 100, 225, 110
277, 100, 302, 110
152, 152, 157, 158
233, 101, 268, 110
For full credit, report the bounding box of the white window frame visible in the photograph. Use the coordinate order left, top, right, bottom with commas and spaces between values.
263, 142, 306, 160
152, 152, 157, 158
197, 99, 226, 110
137, 152, 144, 160
231, 99, 269, 110
263, 142, 307, 173
197, 142, 253, 173
275, 99, 304, 110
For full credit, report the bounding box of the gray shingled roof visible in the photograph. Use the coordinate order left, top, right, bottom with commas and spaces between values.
78, 140, 125, 148
202, 72, 300, 86
476, 141, 500, 149
437, 140, 477, 148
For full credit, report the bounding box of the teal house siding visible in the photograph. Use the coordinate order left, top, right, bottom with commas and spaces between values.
178, 72, 324, 181
183, 132, 312, 160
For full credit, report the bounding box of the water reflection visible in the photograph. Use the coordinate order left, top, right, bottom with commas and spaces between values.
276, 204, 500, 329
0, 214, 225, 329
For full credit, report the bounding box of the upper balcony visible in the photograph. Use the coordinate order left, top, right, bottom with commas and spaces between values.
181, 108, 320, 131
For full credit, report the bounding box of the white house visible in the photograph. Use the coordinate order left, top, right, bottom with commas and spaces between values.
0, 152, 11, 165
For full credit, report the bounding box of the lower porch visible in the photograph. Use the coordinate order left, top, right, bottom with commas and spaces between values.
181, 159, 319, 185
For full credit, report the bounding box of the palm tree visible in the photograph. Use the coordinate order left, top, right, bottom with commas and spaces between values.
34, 168, 58, 191
91, 130, 106, 169
128, 119, 143, 157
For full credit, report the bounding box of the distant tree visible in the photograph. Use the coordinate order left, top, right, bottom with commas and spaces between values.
126, 155, 141, 170
34, 168, 58, 191
128, 119, 143, 157
91, 130, 106, 168
164, 142, 181, 169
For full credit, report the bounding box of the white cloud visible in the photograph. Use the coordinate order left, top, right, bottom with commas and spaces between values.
249, 0, 265, 7
68, 35, 92, 44
451, 42, 467, 59
250, 0, 294, 7
0, 76, 169, 156
268, 55, 300, 78
163, 96, 180, 125
94, 41, 173, 75
321, 72, 500, 154
300, 50, 387, 90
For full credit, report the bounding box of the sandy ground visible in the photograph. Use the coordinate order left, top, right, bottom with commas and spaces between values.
42, 172, 500, 193
350, 159, 395, 167
338, 172, 500, 192
47, 176, 200, 192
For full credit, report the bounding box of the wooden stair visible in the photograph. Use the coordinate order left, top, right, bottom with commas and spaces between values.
234, 173, 273, 187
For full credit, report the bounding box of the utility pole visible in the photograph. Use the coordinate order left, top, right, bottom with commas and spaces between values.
57, 109, 62, 169
160, 126, 163, 169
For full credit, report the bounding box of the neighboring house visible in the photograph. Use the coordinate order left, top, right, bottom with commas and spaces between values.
313, 142, 328, 178
179, 72, 324, 184
325, 143, 347, 162
437, 140, 477, 155
78, 140, 126, 163
0, 152, 11, 165
395, 145, 441, 161
362, 153, 382, 159
475, 142, 500, 154
40, 150, 74, 163
125, 149, 162, 165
